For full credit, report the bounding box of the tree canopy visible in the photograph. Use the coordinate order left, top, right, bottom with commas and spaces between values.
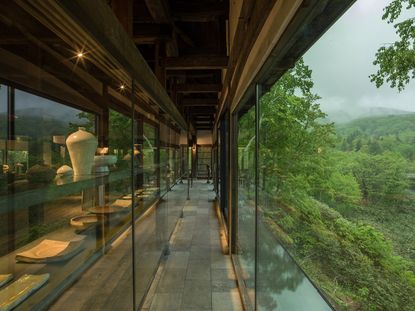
370, 0, 415, 91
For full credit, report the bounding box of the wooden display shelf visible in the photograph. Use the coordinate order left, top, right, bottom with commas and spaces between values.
0, 169, 136, 215
0, 203, 137, 311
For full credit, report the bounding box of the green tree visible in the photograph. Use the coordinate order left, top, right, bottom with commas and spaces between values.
259, 59, 335, 200
370, 0, 415, 91
349, 152, 409, 204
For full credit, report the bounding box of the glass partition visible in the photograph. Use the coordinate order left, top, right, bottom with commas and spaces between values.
142, 122, 159, 206
0, 3, 189, 310
231, 1, 415, 310
236, 103, 257, 305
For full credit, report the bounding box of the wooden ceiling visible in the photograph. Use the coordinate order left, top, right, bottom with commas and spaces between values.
110, 0, 228, 131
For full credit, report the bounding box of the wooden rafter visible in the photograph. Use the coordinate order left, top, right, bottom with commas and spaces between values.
165, 55, 228, 70
176, 84, 222, 93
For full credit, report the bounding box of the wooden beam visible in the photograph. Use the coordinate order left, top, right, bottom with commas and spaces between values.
155, 43, 166, 88
188, 109, 216, 115
132, 24, 172, 44
172, 2, 228, 22
176, 84, 222, 93
144, 0, 170, 23
111, 0, 133, 36
165, 55, 228, 70
182, 98, 218, 106
143, 0, 194, 49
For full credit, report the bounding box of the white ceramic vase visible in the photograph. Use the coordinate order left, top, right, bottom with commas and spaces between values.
66, 127, 98, 176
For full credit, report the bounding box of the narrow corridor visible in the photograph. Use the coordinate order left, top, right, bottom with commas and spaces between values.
143, 181, 243, 310
49, 181, 242, 311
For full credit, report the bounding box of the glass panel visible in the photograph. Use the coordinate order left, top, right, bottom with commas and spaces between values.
0, 85, 6, 189
256, 1, 415, 309
143, 122, 159, 205
0, 5, 135, 308
236, 105, 256, 305
257, 78, 332, 309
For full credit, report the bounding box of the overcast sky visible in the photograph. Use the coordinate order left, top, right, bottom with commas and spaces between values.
303, 0, 415, 116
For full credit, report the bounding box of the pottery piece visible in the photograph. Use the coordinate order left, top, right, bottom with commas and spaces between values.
26, 163, 56, 184
93, 155, 117, 174
0, 274, 49, 311
70, 215, 99, 227
111, 199, 132, 209
56, 165, 73, 177
66, 127, 98, 176
16, 236, 85, 263
89, 206, 125, 214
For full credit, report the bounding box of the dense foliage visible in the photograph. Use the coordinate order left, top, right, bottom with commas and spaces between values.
370, 0, 415, 91
240, 59, 415, 310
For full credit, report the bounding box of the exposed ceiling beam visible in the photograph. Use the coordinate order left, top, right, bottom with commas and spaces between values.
132, 23, 172, 44
172, 2, 228, 22
166, 71, 218, 79
144, 0, 170, 23
188, 109, 216, 115
165, 55, 228, 70
143, 0, 194, 49
182, 98, 218, 107
176, 84, 222, 93
111, 0, 133, 36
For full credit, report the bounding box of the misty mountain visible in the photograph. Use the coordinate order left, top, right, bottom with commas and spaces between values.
323, 106, 413, 123
14, 107, 81, 123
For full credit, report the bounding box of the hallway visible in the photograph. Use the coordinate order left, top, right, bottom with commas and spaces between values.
143, 181, 243, 310
49, 180, 242, 311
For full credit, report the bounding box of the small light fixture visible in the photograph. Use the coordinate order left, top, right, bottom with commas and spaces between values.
76, 51, 84, 58
120, 84, 125, 90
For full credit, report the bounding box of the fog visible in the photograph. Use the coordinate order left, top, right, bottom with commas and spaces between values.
303, 0, 415, 122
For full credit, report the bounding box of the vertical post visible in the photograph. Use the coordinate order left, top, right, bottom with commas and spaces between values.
98, 86, 110, 147
187, 127, 190, 200
254, 84, 262, 311
130, 80, 137, 311
229, 112, 238, 254
6, 86, 15, 254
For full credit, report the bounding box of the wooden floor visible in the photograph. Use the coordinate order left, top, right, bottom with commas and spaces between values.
48, 181, 243, 311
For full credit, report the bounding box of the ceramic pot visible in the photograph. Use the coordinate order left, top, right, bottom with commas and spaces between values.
26, 163, 56, 184
57, 165, 73, 177
66, 127, 98, 176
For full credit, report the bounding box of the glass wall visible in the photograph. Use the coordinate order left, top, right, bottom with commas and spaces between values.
231, 1, 415, 310
0, 4, 187, 310
236, 103, 257, 304
142, 122, 159, 206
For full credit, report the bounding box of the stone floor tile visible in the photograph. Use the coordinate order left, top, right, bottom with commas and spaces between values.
166, 251, 190, 269
186, 259, 211, 280
212, 290, 243, 311
157, 268, 186, 293
150, 293, 182, 311
181, 279, 212, 309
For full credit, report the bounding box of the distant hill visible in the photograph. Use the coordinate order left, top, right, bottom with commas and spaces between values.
336, 113, 415, 138
324, 106, 413, 124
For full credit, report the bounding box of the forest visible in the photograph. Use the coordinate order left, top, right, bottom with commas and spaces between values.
239, 58, 415, 310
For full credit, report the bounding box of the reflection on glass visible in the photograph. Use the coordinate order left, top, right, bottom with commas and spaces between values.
0, 85, 136, 309
197, 146, 212, 179
142, 122, 159, 205
237, 105, 256, 304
